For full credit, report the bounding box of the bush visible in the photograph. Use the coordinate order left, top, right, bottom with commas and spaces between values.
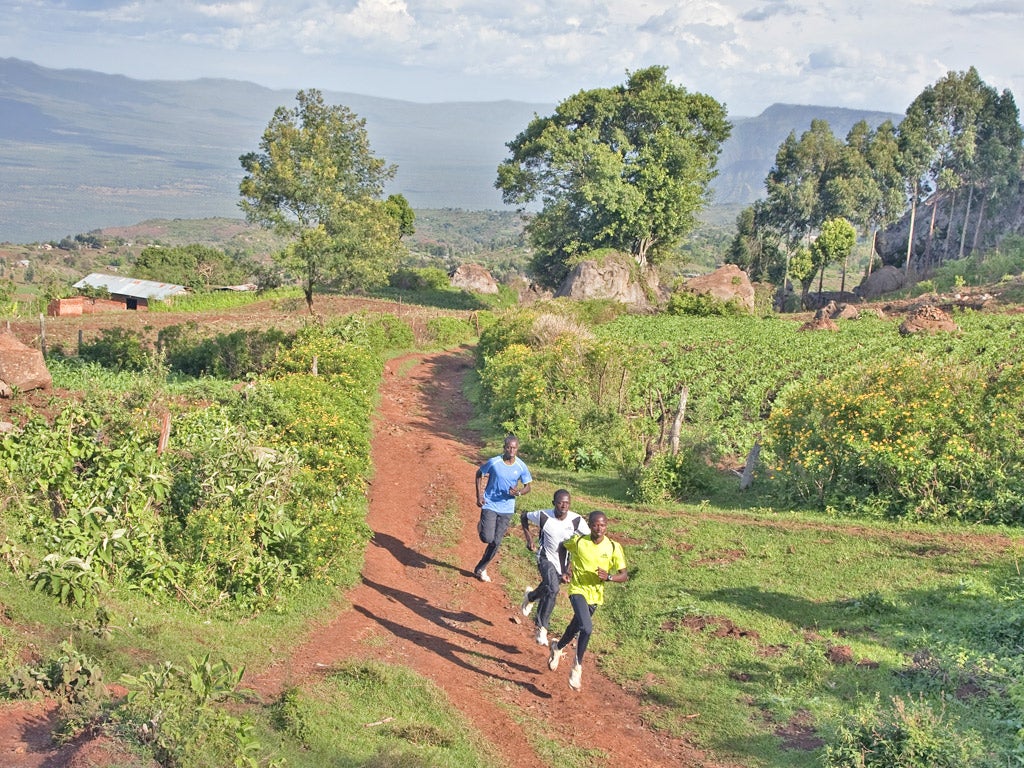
79, 328, 154, 372
627, 443, 719, 504
159, 323, 290, 378
765, 358, 1024, 522
424, 316, 474, 348
822, 694, 983, 768
324, 312, 415, 354
666, 290, 746, 316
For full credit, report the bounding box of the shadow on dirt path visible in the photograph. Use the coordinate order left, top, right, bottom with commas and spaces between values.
246, 349, 733, 768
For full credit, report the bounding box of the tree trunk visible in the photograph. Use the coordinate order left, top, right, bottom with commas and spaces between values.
943, 188, 958, 262
867, 227, 878, 277
971, 194, 987, 256
958, 184, 974, 260
669, 386, 689, 457
924, 199, 938, 270
739, 441, 761, 490
904, 190, 918, 278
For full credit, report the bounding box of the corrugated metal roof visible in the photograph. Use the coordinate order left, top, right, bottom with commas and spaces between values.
73, 273, 189, 301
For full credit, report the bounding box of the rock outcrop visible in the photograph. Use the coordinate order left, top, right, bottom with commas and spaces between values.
0, 333, 52, 397
449, 264, 499, 294
682, 265, 755, 311
555, 253, 659, 305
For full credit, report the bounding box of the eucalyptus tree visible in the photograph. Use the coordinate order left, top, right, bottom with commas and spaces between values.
898, 68, 1023, 271
969, 87, 1024, 253
761, 119, 844, 304
239, 89, 404, 312
495, 66, 731, 289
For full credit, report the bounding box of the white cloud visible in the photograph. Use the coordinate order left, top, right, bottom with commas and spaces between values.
0, 0, 1021, 115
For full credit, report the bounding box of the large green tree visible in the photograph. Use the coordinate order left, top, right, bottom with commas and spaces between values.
495, 66, 731, 289
239, 89, 403, 312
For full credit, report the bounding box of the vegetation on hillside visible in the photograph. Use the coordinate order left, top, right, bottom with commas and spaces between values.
729, 67, 1024, 307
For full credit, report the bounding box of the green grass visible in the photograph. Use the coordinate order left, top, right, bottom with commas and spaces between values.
258, 660, 502, 767
498, 469, 1024, 767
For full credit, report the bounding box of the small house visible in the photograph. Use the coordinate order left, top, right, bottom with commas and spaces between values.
49, 273, 188, 316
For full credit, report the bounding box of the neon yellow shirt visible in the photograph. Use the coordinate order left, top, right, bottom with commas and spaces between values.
563, 534, 627, 606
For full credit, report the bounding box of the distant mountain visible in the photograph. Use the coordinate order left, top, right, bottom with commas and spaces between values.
0, 58, 902, 244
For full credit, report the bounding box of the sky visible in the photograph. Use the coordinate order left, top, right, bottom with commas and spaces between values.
2, 0, 1023, 118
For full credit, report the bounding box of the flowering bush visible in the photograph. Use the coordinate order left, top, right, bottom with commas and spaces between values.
765, 358, 1024, 522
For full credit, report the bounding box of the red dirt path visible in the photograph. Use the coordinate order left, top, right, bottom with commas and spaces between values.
245, 349, 731, 767
0, 341, 732, 767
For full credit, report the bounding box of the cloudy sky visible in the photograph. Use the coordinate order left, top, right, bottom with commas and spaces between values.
3, 0, 1022, 117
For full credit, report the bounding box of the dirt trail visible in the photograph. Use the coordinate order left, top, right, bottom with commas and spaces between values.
0, 345, 730, 767
247, 349, 728, 767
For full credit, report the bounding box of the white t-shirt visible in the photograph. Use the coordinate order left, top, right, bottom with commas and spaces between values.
524, 508, 590, 571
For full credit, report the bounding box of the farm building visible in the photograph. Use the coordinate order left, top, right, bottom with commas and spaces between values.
49, 273, 188, 316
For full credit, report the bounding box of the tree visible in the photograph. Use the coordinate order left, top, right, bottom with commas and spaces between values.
810, 217, 857, 296
385, 194, 416, 238
239, 89, 403, 312
133, 244, 252, 290
495, 66, 731, 289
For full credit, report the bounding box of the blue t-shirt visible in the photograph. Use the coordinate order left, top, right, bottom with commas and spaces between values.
479, 456, 532, 515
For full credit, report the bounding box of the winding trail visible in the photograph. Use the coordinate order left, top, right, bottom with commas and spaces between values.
247, 349, 730, 767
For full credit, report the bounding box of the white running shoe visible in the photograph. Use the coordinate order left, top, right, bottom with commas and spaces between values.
548, 639, 565, 671
521, 589, 534, 617
535, 626, 548, 646
477, 569, 491, 583
569, 663, 583, 691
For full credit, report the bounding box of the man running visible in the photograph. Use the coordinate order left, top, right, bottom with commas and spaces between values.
548, 511, 628, 691
519, 489, 589, 646
472, 434, 532, 582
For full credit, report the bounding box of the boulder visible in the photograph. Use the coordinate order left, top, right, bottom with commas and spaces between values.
0, 333, 52, 396
855, 265, 905, 300
449, 264, 499, 294
555, 254, 658, 305
682, 265, 755, 311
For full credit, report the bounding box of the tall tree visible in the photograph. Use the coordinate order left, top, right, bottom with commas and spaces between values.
495, 66, 730, 289
239, 89, 403, 312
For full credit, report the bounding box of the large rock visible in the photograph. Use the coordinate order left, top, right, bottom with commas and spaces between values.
449, 263, 499, 294
855, 265, 905, 300
555, 254, 658, 305
682, 264, 755, 311
0, 333, 52, 396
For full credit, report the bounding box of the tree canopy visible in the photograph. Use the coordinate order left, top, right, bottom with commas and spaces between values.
495, 66, 731, 289
239, 89, 405, 311
730, 67, 1023, 307
132, 244, 252, 291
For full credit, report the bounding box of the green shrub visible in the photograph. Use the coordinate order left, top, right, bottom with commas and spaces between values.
116, 656, 264, 768
424, 316, 474, 348
666, 290, 747, 316
79, 327, 154, 372
627, 444, 720, 504
389, 266, 450, 291
822, 694, 983, 768
324, 312, 415, 353
765, 358, 1024, 521
159, 323, 289, 378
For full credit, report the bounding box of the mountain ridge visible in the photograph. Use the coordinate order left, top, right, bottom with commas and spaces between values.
0, 57, 902, 243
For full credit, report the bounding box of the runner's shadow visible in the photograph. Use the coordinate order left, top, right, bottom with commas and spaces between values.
362, 575, 523, 653
370, 532, 461, 573
352, 604, 551, 699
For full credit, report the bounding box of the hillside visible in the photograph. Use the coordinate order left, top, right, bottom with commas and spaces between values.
0, 58, 900, 244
